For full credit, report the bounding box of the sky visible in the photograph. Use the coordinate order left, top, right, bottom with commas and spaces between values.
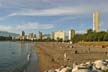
0, 0, 108, 34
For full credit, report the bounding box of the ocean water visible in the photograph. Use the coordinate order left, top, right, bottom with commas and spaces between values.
0, 41, 36, 72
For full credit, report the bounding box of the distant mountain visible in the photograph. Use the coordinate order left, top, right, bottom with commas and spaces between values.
0, 31, 19, 37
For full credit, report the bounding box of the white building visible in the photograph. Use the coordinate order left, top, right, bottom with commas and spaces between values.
27, 32, 34, 40
54, 31, 65, 41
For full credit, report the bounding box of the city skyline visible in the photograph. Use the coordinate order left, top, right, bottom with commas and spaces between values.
0, 0, 108, 34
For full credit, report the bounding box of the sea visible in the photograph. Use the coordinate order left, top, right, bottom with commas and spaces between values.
0, 41, 38, 72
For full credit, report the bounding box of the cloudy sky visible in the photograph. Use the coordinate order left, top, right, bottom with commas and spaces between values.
0, 0, 108, 34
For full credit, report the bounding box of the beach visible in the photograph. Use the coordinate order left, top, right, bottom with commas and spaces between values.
35, 42, 108, 72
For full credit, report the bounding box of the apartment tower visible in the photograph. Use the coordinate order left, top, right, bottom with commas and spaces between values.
93, 12, 99, 32
69, 29, 75, 40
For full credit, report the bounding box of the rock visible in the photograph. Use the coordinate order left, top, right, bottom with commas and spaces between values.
73, 69, 90, 72
47, 69, 55, 72
60, 68, 68, 72
69, 45, 74, 48
94, 60, 106, 69
60, 67, 72, 72
101, 65, 108, 71
74, 50, 78, 54
66, 66, 72, 72
45, 59, 108, 72
55, 69, 60, 72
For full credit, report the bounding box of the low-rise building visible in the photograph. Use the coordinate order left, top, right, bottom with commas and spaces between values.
54, 31, 65, 41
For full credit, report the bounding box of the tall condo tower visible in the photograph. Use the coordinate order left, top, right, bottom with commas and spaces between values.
93, 12, 99, 32
69, 29, 75, 40
20, 31, 25, 36
38, 31, 43, 40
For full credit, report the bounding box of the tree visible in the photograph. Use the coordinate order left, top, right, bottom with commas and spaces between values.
103, 33, 108, 41
57, 37, 63, 42
87, 29, 93, 34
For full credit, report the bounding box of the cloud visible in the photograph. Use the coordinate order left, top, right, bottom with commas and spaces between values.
0, 3, 2, 7
51, 16, 82, 24
17, 22, 54, 30
0, 17, 4, 20
0, 16, 8, 21
7, 1, 108, 17
0, 25, 12, 31
76, 30, 86, 34
0, 22, 54, 31
8, 7, 85, 16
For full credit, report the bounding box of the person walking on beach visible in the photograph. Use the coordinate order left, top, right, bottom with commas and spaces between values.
64, 53, 67, 60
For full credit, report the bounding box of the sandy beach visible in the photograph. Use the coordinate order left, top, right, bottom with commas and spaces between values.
35, 42, 108, 72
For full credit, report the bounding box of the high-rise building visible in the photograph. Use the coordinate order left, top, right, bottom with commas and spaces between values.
93, 12, 99, 32
27, 32, 33, 40
54, 31, 65, 41
33, 34, 37, 40
27, 33, 37, 40
51, 32, 54, 40
69, 29, 75, 40
34, 34, 36, 38
29, 33, 33, 38
19, 31, 25, 40
38, 31, 43, 40
20, 31, 25, 36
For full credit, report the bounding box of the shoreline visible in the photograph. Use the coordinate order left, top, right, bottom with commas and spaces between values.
24, 44, 39, 72
35, 42, 60, 72
35, 42, 108, 72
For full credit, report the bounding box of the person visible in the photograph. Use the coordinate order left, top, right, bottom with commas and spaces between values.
88, 48, 90, 53
27, 53, 31, 62
64, 53, 67, 60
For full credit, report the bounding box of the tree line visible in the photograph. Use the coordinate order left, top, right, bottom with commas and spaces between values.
73, 29, 108, 43
0, 36, 12, 41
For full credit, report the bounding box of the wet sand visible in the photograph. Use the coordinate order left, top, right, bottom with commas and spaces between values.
35, 42, 108, 72
24, 47, 39, 72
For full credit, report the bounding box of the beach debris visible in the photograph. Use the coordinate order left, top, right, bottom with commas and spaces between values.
51, 58, 55, 62
69, 45, 74, 48
104, 52, 107, 55
74, 50, 78, 54
102, 45, 105, 48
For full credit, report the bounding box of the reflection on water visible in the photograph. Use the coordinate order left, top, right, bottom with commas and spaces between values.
0, 41, 35, 72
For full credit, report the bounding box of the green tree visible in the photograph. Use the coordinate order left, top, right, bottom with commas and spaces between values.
87, 29, 93, 34
103, 33, 108, 41
57, 37, 63, 42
